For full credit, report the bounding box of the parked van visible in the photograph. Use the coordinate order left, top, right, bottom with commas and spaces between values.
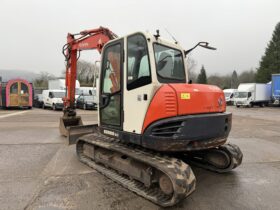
223, 89, 237, 105
234, 83, 271, 107
42, 89, 65, 110
48, 79, 80, 99
78, 87, 96, 96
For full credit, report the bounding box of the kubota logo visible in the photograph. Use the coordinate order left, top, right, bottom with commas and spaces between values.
79, 42, 89, 48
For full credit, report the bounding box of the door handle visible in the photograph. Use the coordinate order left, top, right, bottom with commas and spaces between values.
99, 94, 111, 109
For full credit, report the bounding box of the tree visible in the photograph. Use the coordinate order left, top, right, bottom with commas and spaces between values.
256, 22, 280, 82
208, 74, 231, 89
61, 59, 100, 86
33, 72, 55, 88
231, 70, 239, 88
239, 69, 256, 83
197, 65, 207, 84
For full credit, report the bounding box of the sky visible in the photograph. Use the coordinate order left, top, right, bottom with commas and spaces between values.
0, 0, 279, 77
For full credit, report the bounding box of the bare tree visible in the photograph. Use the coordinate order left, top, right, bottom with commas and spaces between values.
61, 59, 100, 86
33, 71, 55, 88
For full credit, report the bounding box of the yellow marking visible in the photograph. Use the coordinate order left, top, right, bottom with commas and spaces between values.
181, 93, 190, 100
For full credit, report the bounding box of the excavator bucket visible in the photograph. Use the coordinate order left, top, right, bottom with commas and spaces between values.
59, 116, 96, 144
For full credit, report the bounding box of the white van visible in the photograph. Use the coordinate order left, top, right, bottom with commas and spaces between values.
78, 87, 96, 96
42, 89, 65, 110
48, 79, 80, 100
223, 89, 237, 105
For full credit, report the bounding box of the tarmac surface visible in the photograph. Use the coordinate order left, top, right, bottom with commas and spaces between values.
0, 106, 280, 210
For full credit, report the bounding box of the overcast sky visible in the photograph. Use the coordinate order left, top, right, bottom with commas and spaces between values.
0, 0, 279, 76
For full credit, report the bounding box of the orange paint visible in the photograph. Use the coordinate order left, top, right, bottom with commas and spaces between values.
142, 84, 226, 133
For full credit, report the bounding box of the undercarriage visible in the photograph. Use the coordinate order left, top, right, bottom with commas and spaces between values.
75, 128, 243, 207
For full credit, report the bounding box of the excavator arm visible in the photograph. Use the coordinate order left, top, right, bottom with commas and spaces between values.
63, 26, 117, 114
60, 26, 117, 137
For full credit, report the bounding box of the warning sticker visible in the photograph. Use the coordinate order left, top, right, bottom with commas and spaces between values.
181, 93, 190, 100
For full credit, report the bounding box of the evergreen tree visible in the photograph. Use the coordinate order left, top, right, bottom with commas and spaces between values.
231, 70, 239, 88
256, 22, 280, 82
197, 65, 207, 84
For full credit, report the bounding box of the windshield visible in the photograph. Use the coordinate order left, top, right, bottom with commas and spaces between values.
52, 92, 65, 98
224, 92, 231, 97
235, 92, 248, 98
154, 43, 186, 83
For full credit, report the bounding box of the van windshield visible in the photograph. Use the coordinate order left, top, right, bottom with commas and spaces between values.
235, 92, 248, 98
224, 92, 231, 97
53, 92, 65, 98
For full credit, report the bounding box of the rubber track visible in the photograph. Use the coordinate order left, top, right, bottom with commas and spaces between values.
76, 133, 196, 207
185, 143, 243, 173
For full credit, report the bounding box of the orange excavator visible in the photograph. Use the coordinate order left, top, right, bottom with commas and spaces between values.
59, 26, 243, 207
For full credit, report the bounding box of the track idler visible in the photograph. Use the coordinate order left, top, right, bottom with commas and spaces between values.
183, 143, 243, 173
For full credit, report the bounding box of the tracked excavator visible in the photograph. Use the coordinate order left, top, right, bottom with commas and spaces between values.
59, 26, 243, 207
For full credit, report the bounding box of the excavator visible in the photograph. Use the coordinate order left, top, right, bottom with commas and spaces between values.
59, 26, 243, 207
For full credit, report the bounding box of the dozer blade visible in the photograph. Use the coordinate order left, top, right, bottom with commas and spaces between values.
67, 124, 98, 145
59, 116, 97, 145
59, 116, 83, 137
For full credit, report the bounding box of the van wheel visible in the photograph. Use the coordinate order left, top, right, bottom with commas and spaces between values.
236, 105, 240, 108
83, 104, 87, 110
259, 103, 264, 107
52, 104, 56, 111
250, 103, 254, 108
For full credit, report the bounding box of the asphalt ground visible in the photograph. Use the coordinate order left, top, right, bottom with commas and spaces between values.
0, 106, 279, 210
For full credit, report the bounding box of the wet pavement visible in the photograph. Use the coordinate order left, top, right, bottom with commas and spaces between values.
0, 107, 279, 210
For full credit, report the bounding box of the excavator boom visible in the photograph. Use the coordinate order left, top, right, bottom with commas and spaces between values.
59, 26, 117, 137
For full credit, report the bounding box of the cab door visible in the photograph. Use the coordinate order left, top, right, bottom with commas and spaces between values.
99, 39, 123, 130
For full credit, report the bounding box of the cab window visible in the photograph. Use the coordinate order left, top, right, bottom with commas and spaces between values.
154, 43, 186, 83
127, 34, 151, 90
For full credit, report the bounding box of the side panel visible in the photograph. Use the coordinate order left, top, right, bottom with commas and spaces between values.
123, 84, 159, 133
255, 84, 271, 101
142, 84, 226, 132
272, 74, 280, 99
